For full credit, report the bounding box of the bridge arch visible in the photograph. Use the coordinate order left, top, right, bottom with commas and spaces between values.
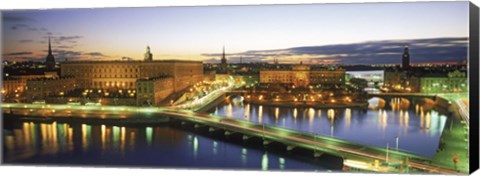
368, 97, 386, 109
412, 97, 436, 111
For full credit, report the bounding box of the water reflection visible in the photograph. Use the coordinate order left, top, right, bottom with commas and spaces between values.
213, 101, 449, 157
244, 104, 250, 120
275, 107, 280, 124
4, 121, 326, 171
279, 157, 285, 170
193, 135, 198, 159
213, 141, 218, 156
241, 147, 247, 166
262, 152, 269, 171
146, 127, 153, 146
344, 108, 351, 128
258, 105, 263, 124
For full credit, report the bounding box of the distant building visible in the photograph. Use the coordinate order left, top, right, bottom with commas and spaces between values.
60, 60, 203, 92
136, 76, 174, 105
402, 45, 410, 71
25, 77, 76, 100
144, 46, 153, 61
219, 46, 228, 73
260, 62, 345, 89
45, 36, 56, 70
203, 70, 216, 82
383, 45, 467, 93
346, 70, 384, 87
418, 70, 467, 93
2, 72, 60, 98
2, 78, 25, 97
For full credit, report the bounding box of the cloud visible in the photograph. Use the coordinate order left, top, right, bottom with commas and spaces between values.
85, 52, 106, 57
202, 37, 468, 64
57, 45, 75, 49
4, 52, 33, 56
18, 39, 33, 43
11, 24, 28, 30
57, 36, 82, 42
3, 15, 36, 22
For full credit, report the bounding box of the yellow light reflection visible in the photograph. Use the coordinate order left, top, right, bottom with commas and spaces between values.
101, 125, 106, 151
193, 136, 198, 159
275, 107, 280, 120
146, 127, 153, 146
262, 152, 269, 171
293, 108, 298, 119
258, 105, 263, 124
244, 103, 250, 120
345, 108, 351, 128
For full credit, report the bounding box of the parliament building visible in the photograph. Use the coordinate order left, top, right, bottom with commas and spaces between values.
260, 62, 346, 89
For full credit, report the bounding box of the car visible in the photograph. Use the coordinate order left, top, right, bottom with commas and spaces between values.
85, 102, 101, 106
67, 101, 81, 105
32, 100, 46, 104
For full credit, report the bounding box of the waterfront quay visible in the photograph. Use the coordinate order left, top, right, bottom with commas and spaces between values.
1, 103, 464, 174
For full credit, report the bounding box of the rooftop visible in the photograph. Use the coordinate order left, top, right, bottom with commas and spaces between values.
60, 59, 202, 64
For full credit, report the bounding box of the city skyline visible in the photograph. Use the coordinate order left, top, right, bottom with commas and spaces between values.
2, 2, 469, 64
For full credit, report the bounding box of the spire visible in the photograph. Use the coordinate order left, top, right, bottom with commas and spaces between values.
222, 45, 225, 60
48, 36, 52, 55
45, 36, 56, 70
144, 45, 153, 61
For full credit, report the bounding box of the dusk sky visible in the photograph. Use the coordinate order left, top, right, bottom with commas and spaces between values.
1, 2, 469, 64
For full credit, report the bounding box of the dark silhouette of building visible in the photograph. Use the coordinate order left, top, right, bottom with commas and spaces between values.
220, 46, 227, 73
144, 46, 153, 61
45, 36, 56, 70
402, 45, 410, 70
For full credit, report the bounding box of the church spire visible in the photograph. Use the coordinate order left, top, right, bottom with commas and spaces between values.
144, 45, 153, 61
45, 36, 56, 70
221, 45, 227, 63
220, 46, 227, 73
48, 36, 52, 55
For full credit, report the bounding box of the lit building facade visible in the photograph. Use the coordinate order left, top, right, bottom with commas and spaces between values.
346, 70, 384, 87
60, 60, 203, 92
136, 76, 174, 105
25, 77, 76, 99
2, 78, 25, 97
260, 64, 345, 88
3, 72, 60, 98
418, 70, 468, 93
383, 45, 467, 93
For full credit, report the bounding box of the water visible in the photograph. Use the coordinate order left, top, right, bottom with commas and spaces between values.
211, 100, 448, 158
3, 121, 330, 171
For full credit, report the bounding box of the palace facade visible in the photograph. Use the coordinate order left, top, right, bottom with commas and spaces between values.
136, 76, 174, 105
260, 64, 345, 89
60, 60, 203, 93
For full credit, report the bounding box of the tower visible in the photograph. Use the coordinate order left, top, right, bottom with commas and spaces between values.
144, 46, 153, 61
220, 46, 227, 72
402, 45, 410, 70
45, 36, 56, 70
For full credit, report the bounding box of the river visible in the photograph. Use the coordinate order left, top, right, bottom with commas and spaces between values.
3, 120, 334, 171
210, 98, 448, 158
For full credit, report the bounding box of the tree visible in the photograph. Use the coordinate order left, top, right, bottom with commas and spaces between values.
349, 78, 368, 91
